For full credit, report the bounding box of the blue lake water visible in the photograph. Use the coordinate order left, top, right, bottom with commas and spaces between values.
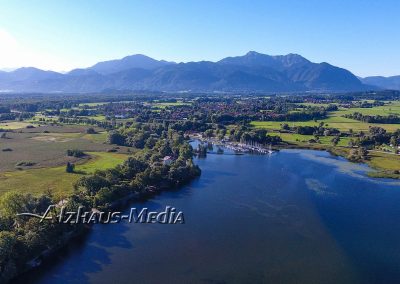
17, 149, 400, 284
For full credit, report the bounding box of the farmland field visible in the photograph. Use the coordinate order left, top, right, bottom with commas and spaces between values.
0, 123, 133, 197
78, 114, 107, 121
78, 102, 108, 107
333, 101, 400, 116
0, 152, 129, 197
0, 125, 129, 171
268, 132, 351, 147
0, 121, 34, 129
252, 110, 400, 132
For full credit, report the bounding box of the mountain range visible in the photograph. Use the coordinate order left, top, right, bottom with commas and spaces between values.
360, 76, 400, 91
0, 52, 394, 93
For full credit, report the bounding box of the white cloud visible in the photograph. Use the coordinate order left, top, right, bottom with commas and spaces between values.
0, 28, 77, 72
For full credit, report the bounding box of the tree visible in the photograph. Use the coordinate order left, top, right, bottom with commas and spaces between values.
281, 123, 290, 131
0, 231, 17, 282
86, 127, 96, 134
203, 129, 214, 138
120, 158, 147, 179
0, 192, 29, 217
179, 144, 193, 160
66, 162, 75, 173
96, 187, 115, 205
107, 131, 126, 145
348, 147, 369, 162
331, 136, 340, 146
75, 175, 110, 196
66, 149, 85, 157
145, 137, 156, 149
390, 136, 398, 147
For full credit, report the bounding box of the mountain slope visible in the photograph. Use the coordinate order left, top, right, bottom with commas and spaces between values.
361, 76, 400, 90
219, 52, 365, 91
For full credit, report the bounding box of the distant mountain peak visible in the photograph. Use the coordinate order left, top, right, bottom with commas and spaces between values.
245, 51, 263, 56
218, 51, 310, 69
87, 54, 175, 75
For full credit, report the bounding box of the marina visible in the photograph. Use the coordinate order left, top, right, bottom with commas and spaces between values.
191, 134, 276, 155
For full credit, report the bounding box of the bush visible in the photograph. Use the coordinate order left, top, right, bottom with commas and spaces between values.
86, 127, 96, 134
348, 147, 369, 162
66, 149, 85, 158
66, 162, 75, 173
15, 161, 36, 167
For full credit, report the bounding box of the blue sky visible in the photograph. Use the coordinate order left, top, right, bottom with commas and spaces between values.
0, 0, 399, 76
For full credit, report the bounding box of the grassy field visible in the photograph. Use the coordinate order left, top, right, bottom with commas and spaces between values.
292, 101, 400, 115
334, 101, 400, 116
252, 115, 400, 132
78, 102, 108, 107
268, 132, 351, 147
0, 152, 129, 197
82, 131, 108, 143
296, 102, 334, 107
366, 151, 400, 179
271, 101, 400, 132
0, 125, 129, 171
77, 115, 107, 121
367, 151, 400, 171
0, 122, 34, 129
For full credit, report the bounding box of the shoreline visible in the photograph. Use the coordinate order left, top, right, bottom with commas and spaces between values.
277, 143, 400, 179
195, 136, 399, 180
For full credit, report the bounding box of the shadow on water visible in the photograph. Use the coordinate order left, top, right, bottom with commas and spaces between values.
13, 220, 133, 284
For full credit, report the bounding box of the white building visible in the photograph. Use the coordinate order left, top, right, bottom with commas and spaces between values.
162, 156, 173, 166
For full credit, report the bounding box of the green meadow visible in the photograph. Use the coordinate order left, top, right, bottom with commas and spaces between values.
268, 132, 351, 147
252, 108, 400, 132
0, 152, 129, 197
0, 123, 133, 196
0, 122, 34, 130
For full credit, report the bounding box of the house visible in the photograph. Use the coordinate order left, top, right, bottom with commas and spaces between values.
162, 156, 173, 166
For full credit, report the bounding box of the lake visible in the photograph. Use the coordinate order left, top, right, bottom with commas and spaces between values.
16, 148, 400, 284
